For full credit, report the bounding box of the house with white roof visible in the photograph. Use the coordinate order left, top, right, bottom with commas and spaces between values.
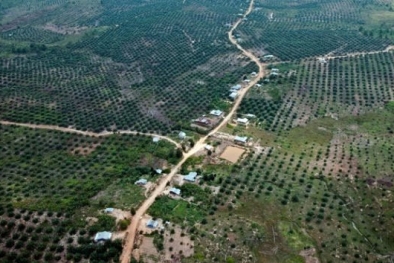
169, 187, 181, 195
230, 84, 242, 91
94, 231, 112, 242
234, 136, 248, 145
104, 208, 114, 213
236, 118, 249, 126
229, 92, 238, 100
135, 179, 148, 186
210, 109, 223, 117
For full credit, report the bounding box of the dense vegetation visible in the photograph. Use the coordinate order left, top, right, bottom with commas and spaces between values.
0, 0, 259, 134
237, 0, 393, 60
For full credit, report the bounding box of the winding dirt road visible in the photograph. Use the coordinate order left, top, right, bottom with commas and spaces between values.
0, 120, 181, 148
119, 0, 266, 262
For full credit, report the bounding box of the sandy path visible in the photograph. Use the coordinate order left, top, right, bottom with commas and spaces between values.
0, 120, 181, 148
119, 0, 267, 262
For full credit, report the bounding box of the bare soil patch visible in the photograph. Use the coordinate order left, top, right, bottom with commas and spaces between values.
299, 248, 320, 263
220, 146, 245, 163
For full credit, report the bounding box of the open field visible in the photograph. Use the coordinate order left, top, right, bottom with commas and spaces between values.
220, 145, 245, 163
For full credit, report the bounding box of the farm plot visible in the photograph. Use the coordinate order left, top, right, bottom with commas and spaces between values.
236, 0, 392, 60
0, 124, 180, 262
191, 108, 394, 262
239, 52, 394, 133
0, 0, 258, 134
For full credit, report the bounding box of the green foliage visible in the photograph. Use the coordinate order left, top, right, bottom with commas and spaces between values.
179, 184, 211, 203
88, 215, 116, 234
118, 219, 131, 231
148, 196, 206, 224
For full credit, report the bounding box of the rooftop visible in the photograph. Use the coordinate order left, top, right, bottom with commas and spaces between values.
155, 169, 162, 174
94, 231, 112, 242
237, 118, 249, 124
234, 136, 248, 143
152, 137, 160, 143
210, 109, 223, 116
170, 187, 181, 195
179, 131, 186, 139
184, 171, 197, 182
231, 84, 242, 90
147, 219, 159, 228
104, 208, 114, 213
135, 179, 148, 185
229, 92, 238, 99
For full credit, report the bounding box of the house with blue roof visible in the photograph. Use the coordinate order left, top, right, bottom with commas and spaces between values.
184, 171, 197, 182
146, 219, 159, 228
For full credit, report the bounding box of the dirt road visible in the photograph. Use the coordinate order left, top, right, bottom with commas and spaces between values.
119, 0, 267, 262
324, 45, 394, 60
0, 120, 181, 148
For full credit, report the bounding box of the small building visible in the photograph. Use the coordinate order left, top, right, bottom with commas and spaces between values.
318, 57, 327, 63
146, 219, 159, 228
210, 109, 223, 117
237, 118, 249, 126
263, 54, 274, 59
205, 145, 213, 151
155, 169, 162, 175
94, 231, 112, 242
231, 84, 242, 91
243, 79, 250, 83
104, 208, 114, 213
152, 137, 160, 143
170, 187, 181, 196
271, 68, 279, 73
193, 117, 212, 127
179, 131, 186, 140
184, 172, 197, 182
229, 92, 238, 100
251, 72, 257, 76
135, 179, 148, 186
234, 136, 248, 145
245, 113, 256, 118
255, 84, 262, 87
270, 72, 279, 77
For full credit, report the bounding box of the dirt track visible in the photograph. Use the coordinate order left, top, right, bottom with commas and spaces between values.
0, 120, 181, 148
119, 0, 267, 262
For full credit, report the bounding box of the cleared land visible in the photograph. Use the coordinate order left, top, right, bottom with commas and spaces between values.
220, 146, 245, 163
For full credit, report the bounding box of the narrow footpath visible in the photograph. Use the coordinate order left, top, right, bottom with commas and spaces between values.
119, 0, 266, 262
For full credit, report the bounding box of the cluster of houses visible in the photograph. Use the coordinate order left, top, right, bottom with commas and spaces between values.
270, 68, 279, 77
191, 109, 224, 130
168, 171, 199, 197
